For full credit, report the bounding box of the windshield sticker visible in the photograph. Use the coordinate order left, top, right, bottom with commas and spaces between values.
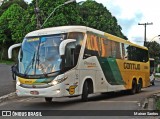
41, 37, 46, 42
27, 38, 39, 42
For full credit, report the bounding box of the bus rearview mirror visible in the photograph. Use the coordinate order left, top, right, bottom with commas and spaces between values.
59, 39, 76, 56
8, 43, 21, 59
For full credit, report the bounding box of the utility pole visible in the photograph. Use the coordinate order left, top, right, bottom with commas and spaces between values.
138, 22, 153, 46
34, 0, 41, 29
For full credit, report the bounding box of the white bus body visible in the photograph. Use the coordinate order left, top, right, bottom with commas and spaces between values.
8, 26, 150, 102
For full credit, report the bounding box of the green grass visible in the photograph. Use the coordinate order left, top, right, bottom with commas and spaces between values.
156, 99, 160, 110
0, 60, 15, 65
155, 75, 160, 78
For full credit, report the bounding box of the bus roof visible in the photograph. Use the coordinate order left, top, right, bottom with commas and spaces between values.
26, 26, 88, 37
26, 25, 147, 50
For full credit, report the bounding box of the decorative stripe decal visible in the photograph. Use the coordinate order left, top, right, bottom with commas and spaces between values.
98, 57, 125, 85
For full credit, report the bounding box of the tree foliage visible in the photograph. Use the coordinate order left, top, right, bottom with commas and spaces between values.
0, 0, 27, 15
146, 41, 160, 65
78, 0, 127, 39
34, 0, 83, 28
0, 0, 128, 60
0, 3, 26, 44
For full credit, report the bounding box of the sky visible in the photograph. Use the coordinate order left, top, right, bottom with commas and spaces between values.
25, 0, 160, 46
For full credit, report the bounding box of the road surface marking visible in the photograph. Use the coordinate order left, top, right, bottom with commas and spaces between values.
95, 101, 138, 103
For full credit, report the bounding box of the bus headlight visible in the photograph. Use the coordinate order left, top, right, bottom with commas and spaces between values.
52, 80, 58, 85
50, 76, 68, 86
17, 80, 21, 86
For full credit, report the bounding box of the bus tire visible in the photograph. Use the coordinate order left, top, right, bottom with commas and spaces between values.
12, 72, 16, 80
81, 81, 89, 102
130, 80, 137, 94
136, 80, 142, 93
45, 97, 52, 103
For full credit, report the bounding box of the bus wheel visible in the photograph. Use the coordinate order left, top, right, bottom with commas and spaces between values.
45, 97, 52, 103
130, 80, 137, 94
12, 72, 16, 80
81, 81, 89, 102
136, 80, 142, 93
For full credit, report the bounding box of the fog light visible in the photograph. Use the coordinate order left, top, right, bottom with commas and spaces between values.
17, 81, 21, 86
56, 89, 60, 93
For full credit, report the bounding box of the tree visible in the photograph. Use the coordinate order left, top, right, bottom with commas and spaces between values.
0, 4, 27, 43
0, 4, 27, 60
29, 0, 83, 29
25, 0, 127, 39
0, 0, 28, 15
0, 0, 128, 60
146, 41, 160, 66
78, 0, 127, 39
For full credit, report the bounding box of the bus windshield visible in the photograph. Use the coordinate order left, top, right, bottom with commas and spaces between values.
19, 32, 84, 77
20, 34, 66, 75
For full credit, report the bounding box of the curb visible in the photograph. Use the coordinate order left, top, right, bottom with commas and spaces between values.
141, 92, 160, 110
0, 92, 17, 103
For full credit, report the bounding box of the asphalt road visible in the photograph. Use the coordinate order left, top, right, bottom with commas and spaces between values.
0, 80, 160, 119
1, 80, 160, 110
0, 64, 16, 96
0, 63, 160, 118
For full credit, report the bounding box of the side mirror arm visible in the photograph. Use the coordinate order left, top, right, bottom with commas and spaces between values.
59, 39, 76, 56
8, 43, 21, 59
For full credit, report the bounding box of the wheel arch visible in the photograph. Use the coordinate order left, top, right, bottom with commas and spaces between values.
129, 77, 137, 89
81, 77, 94, 94
138, 77, 143, 87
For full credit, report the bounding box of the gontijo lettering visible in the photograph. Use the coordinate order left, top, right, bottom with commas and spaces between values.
124, 62, 140, 70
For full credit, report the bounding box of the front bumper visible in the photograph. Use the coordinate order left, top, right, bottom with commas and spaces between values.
16, 84, 64, 97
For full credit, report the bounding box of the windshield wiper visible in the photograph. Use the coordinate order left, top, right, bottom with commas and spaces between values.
32, 52, 35, 69
34, 39, 41, 74
24, 51, 36, 75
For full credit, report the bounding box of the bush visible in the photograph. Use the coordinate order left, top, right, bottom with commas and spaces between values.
156, 99, 160, 110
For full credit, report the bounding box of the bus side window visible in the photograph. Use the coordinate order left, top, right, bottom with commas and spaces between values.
65, 42, 76, 67
112, 41, 121, 59
74, 45, 81, 65
124, 44, 129, 60
137, 48, 148, 62
83, 49, 99, 59
125, 45, 148, 62
106, 40, 112, 58
121, 43, 125, 59
83, 33, 100, 59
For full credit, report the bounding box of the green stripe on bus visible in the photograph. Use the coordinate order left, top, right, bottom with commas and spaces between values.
98, 57, 125, 85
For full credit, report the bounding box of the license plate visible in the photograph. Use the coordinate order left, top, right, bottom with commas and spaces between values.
30, 91, 39, 95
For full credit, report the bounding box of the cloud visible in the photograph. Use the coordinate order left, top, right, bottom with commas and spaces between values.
119, 13, 143, 35
105, 3, 122, 17
24, 0, 32, 3
130, 36, 144, 46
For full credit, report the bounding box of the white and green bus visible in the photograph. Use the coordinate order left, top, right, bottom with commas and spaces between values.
8, 26, 150, 102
